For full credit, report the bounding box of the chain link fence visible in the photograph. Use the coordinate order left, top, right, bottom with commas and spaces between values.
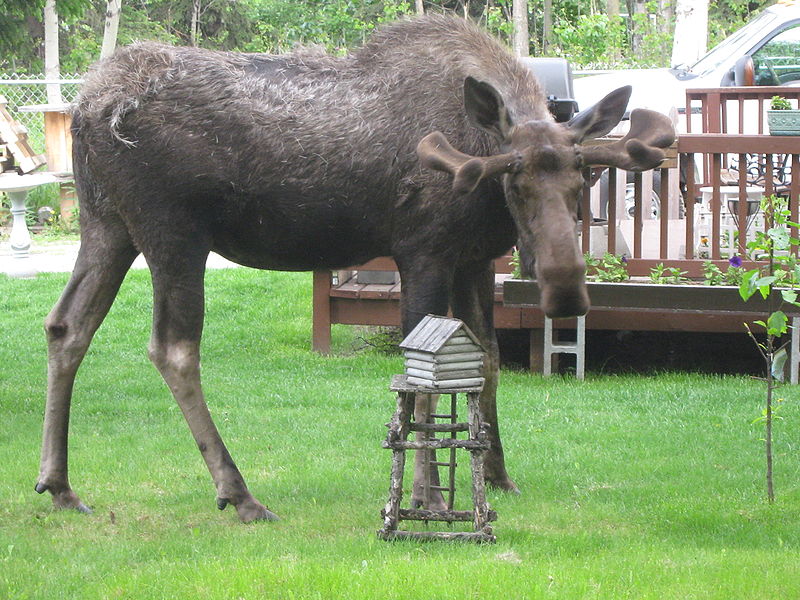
0, 73, 83, 153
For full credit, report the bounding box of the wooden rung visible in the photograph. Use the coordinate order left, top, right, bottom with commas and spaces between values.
430, 461, 456, 467
378, 530, 495, 543
382, 439, 489, 451
429, 413, 456, 419
428, 485, 452, 492
410, 422, 469, 433
387, 508, 498, 523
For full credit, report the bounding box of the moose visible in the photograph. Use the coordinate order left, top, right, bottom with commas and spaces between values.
36, 14, 674, 522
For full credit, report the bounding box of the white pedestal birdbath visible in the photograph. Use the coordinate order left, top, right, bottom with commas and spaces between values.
1, 172, 60, 278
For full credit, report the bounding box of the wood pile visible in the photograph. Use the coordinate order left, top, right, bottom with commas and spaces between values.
0, 96, 46, 174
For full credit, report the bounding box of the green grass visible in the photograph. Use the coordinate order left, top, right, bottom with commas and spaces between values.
1, 269, 799, 599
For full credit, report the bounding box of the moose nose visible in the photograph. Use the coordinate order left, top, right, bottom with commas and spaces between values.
536, 260, 590, 319
540, 282, 590, 318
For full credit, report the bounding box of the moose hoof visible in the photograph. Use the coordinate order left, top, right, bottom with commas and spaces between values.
487, 476, 520, 495
217, 494, 279, 523
36, 482, 93, 513
410, 495, 448, 511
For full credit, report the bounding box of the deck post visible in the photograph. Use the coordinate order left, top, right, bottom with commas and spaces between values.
312, 270, 332, 354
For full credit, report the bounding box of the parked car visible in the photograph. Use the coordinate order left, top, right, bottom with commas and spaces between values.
573, 0, 800, 128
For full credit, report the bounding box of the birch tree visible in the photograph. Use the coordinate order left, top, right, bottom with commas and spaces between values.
100, 0, 122, 59
44, 0, 61, 103
542, 0, 553, 54
513, 0, 529, 57
671, 0, 709, 67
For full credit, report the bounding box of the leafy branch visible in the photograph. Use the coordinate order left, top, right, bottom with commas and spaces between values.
738, 194, 800, 503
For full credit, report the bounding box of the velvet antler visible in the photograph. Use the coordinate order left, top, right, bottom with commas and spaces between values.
579, 108, 675, 171
416, 131, 521, 195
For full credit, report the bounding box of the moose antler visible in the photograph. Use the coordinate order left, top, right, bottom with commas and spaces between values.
579, 108, 675, 171
417, 131, 521, 195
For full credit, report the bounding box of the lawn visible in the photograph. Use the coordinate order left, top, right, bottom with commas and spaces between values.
1, 268, 799, 599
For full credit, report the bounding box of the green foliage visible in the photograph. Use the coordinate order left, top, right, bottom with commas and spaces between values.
771, 95, 793, 110
510, 247, 522, 279
708, 0, 764, 48
0, 0, 781, 73
739, 196, 800, 316
584, 252, 629, 282
649, 263, 689, 284
703, 259, 744, 286
245, 0, 412, 53
553, 14, 627, 68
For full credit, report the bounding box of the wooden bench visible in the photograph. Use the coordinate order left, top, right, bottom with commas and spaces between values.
312, 255, 518, 354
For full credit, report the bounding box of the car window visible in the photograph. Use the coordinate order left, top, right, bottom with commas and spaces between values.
691, 10, 780, 76
753, 23, 800, 85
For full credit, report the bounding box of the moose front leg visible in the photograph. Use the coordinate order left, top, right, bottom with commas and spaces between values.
451, 261, 519, 493
396, 257, 453, 509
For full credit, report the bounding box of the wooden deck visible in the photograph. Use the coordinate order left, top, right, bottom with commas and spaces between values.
312, 255, 781, 366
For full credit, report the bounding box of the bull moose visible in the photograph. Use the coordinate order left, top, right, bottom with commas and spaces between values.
36, 14, 674, 522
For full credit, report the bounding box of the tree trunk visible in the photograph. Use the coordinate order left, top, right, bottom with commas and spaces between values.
416, 0, 424, 14
542, 0, 553, 54
513, 0, 529, 57
190, 0, 201, 47
630, 0, 646, 55
606, 0, 620, 61
671, 0, 708, 68
100, 0, 122, 59
44, 0, 61, 104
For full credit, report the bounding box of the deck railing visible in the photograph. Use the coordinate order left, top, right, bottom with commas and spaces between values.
582, 87, 800, 277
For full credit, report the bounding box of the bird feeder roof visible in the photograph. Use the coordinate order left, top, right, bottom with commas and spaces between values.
398, 315, 484, 353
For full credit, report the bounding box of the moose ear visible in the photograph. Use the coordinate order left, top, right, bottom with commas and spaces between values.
464, 76, 514, 141
567, 85, 632, 143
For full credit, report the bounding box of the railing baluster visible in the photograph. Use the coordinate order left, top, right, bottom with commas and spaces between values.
633, 171, 643, 258
711, 154, 722, 260
737, 154, 748, 256
659, 167, 669, 259
737, 97, 744, 134
685, 155, 696, 259
608, 168, 617, 254
581, 175, 591, 254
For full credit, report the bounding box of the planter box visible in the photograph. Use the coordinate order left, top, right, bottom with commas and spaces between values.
767, 109, 800, 135
503, 278, 800, 316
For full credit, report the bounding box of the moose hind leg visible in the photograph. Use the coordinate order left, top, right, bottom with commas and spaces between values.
145, 247, 277, 523
37, 222, 139, 512
410, 393, 448, 511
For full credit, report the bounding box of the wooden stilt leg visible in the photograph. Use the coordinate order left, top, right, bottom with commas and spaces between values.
467, 391, 493, 538
379, 375, 496, 543
379, 390, 414, 537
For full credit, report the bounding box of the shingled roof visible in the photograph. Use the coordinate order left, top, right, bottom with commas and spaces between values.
398, 315, 483, 353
